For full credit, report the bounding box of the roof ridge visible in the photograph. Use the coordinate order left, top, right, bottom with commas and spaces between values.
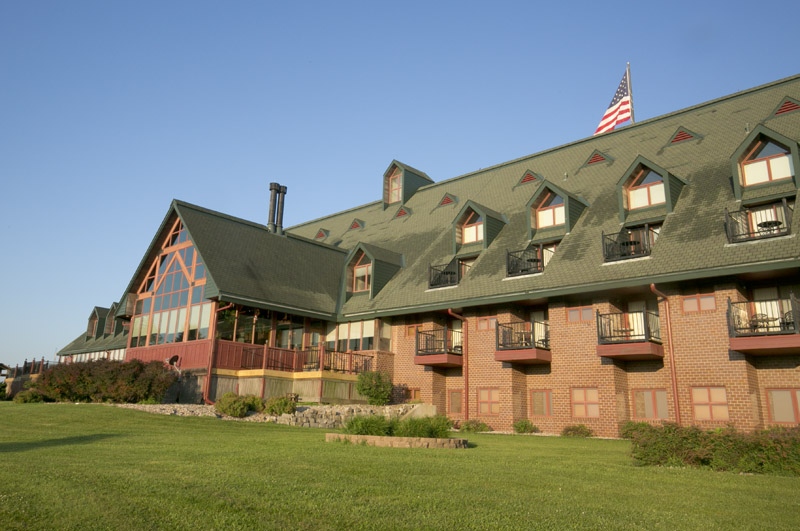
173, 199, 271, 232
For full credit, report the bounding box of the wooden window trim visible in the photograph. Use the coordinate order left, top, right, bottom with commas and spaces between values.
476, 316, 497, 331
765, 388, 800, 425
566, 305, 593, 323
535, 192, 566, 229
631, 388, 668, 420
627, 181, 666, 210
461, 210, 484, 244
741, 140, 793, 186
571, 387, 600, 418
682, 292, 716, 313
477, 387, 501, 417
406, 324, 421, 337
530, 389, 552, 417
388, 174, 402, 204
691, 386, 729, 421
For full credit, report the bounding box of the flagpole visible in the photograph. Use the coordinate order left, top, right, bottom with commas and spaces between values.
627, 62, 635, 124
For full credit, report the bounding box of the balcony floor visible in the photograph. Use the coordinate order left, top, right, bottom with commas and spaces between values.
729, 334, 800, 356
596, 341, 664, 361
494, 348, 551, 365
414, 354, 463, 368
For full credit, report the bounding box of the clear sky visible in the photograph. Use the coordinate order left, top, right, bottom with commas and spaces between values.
0, 0, 796, 367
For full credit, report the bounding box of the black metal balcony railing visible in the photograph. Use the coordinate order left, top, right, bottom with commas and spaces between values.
496, 321, 550, 350
506, 246, 555, 277
602, 226, 657, 262
429, 261, 459, 289
727, 295, 799, 337
416, 327, 463, 355
597, 311, 661, 344
724, 199, 793, 243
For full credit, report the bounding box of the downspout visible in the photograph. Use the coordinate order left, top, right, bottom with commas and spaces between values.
203, 303, 234, 405
650, 284, 681, 426
447, 309, 468, 420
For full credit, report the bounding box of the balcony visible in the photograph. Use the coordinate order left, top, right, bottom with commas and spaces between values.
429, 261, 460, 289
596, 311, 664, 360
414, 326, 463, 367
602, 225, 657, 262
727, 296, 800, 355
506, 246, 554, 277
494, 321, 551, 364
724, 199, 793, 243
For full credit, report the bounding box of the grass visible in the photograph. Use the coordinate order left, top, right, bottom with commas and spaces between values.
1, 403, 798, 530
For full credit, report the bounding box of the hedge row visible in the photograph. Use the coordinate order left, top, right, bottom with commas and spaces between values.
625, 422, 800, 475
344, 414, 453, 439
30, 359, 177, 404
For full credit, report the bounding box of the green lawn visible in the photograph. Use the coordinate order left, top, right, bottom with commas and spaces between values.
1, 403, 798, 530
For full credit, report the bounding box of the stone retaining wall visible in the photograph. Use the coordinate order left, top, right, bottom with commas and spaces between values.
326, 433, 468, 449
275, 404, 416, 429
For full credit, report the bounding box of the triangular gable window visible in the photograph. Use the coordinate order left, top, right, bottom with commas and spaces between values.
315, 229, 329, 240
772, 97, 800, 118
349, 219, 364, 231
518, 170, 540, 185
668, 127, 701, 145
439, 193, 457, 207
585, 150, 612, 166
395, 206, 411, 218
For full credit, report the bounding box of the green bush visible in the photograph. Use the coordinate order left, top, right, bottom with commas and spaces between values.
620, 421, 656, 439
562, 424, 594, 437
394, 416, 453, 439
513, 420, 540, 434
344, 414, 393, 436
629, 423, 800, 475
459, 420, 491, 433
30, 359, 176, 403
355, 371, 393, 405
13, 389, 44, 403
243, 395, 265, 413
265, 395, 296, 415
0, 380, 6, 400
214, 392, 249, 418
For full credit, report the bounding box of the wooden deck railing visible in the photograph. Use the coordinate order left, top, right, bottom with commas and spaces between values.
213, 340, 373, 374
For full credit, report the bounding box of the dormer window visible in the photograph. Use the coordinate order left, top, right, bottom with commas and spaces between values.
352, 251, 371, 293
87, 316, 98, 338
460, 209, 484, 244
534, 192, 565, 229
741, 138, 794, 186
388, 167, 402, 204
625, 166, 665, 210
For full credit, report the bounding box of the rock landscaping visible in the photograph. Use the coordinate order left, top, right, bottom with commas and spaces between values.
114, 403, 417, 429
326, 433, 468, 449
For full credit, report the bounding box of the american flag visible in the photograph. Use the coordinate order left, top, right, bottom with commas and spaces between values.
594, 70, 632, 135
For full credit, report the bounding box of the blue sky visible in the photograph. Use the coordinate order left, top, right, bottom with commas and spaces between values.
0, 0, 796, 367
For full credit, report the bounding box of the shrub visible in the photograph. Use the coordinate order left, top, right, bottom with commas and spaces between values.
562, 424, 594, 438
13, 389, 44, 403
344, 414, 392, 436
243, 395, 265, 413
30, 360, 176, 403
513, 420, 540, 434
394, 416, 453, 439
459, 420, 491, 433
0, 381, 6, 400
629, 423, 800, 475
355, 371, 393, 405
265, 395, 296, 416
214, 392, 249, 418
620, 421, 656, 439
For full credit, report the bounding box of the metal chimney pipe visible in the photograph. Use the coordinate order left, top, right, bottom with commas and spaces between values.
276, 185, 288, 235
267, 182, 280, 233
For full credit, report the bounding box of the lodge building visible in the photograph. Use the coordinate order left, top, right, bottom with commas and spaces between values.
51, 75, 800, 436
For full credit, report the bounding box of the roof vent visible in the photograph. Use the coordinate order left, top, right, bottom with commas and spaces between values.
774, 97, 800, 117
349, 219, 364, 231
439, 193, 457, 207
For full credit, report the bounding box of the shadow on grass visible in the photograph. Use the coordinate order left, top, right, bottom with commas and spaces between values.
0, 433, 121, 453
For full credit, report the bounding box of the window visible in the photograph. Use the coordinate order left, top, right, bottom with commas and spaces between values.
406, 388, 420, 402
535, 192, 565, 229
336, 320, 375, 352
406, 324, 421, 337
626, 166, 665, 210
459, 257, 476, 278
449, 390, 463, 414
478, 388, 500, 415
571, 388, 599, 417
633, 389, 668, 419
767, 389, 800, 424
683, 291, 716, 313
741, 138, 794, 186
477, 316, 497, 330
691, 387, 729, 421
87, 317, 98, 338
461, 210, 484, 244
531, 390, 552, 417
387, 167, 402, 203
567, 305, 593, 322
352, 251, 371, 293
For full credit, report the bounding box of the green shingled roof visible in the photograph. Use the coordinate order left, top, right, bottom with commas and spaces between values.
57, 329, 128, 357
285, 74, 800, 319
